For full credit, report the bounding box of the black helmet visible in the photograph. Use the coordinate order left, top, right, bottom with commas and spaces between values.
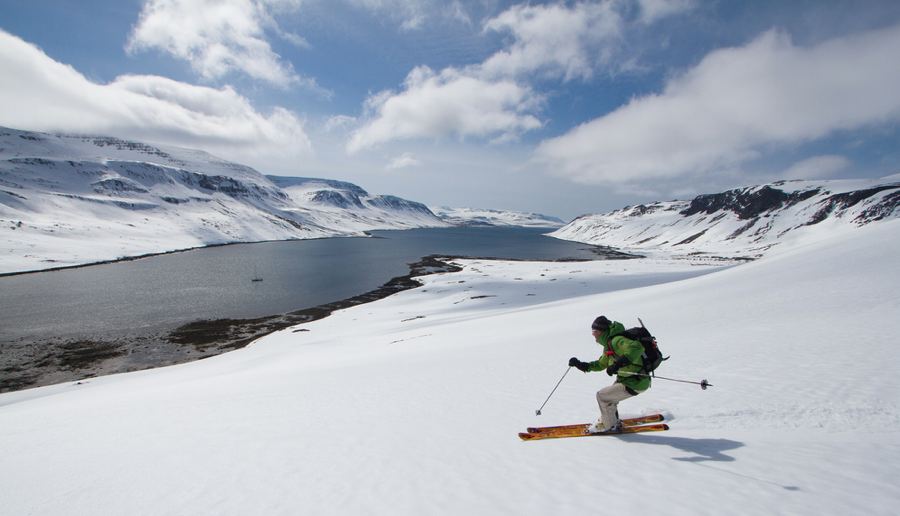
591, 316, 611, 331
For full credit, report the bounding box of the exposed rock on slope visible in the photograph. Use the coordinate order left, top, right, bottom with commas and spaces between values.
552, 178, 899, 259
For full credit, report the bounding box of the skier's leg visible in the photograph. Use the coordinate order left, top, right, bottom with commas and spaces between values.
595, 383, 633, 431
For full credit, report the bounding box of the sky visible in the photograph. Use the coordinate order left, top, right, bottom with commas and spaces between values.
1, 0, 900, 220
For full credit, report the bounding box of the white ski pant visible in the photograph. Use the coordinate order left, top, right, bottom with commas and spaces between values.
595, 383, 634, 430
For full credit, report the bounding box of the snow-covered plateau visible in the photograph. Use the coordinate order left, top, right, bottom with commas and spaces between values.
1, 212, 898, 515
0, 127, 558, 275
552, 176, 899, 259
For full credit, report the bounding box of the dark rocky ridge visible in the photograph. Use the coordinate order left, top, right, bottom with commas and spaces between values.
310, 189, 366, 209
368, 195, 434, 215
674, 182, 898, 227
681, 185, 823, 220
807, 185, 900, 225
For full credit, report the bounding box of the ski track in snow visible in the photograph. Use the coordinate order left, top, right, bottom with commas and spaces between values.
0, 220, 898, 515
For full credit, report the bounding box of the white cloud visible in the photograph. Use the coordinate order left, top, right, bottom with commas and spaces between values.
536, 24, 900, 185
346, 0, 696, 154
445, 1, 473, 26
127, 0, 322, 90
782, 155, 851, 180
480, 0, 696, 81
636, 0, 696, 25
323, 115, 358, 133
400, 14, 426, 31
481, 1, 624, 81
345, 0, 425, 30
0, 30, 311, 171
346, 1, 614, 153
386, 152, 421, 170
346, 0, 470, 31
347, 66, 542, 153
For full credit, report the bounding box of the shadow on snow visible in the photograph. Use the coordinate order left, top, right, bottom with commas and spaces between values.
622, 434, 744, 462
621, 434, 802, 492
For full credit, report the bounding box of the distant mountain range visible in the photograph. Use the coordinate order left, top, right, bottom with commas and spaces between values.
428, 206, 565, 228
0, 127, 563, 274
551, 177, 899, 259
266, 175, 446, 231
5, 126, 896, 273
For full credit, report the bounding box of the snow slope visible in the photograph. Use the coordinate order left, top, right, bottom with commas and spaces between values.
552, 176, 899, 259
1, 218, 897, 515
429, 205, 566, 227
0, 127, 448, 274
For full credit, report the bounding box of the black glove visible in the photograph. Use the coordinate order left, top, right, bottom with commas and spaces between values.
606, 356, 630, 376
568, 357, 590, 372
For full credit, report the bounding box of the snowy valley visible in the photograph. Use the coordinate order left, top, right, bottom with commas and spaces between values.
1, 129, 899, 516
1, 202, 898, 515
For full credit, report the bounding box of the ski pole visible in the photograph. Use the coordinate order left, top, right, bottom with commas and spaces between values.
535, 366, 572, 416
620, 371, 713, 390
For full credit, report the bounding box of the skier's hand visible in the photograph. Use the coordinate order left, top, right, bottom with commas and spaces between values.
568, 357, 590, 372
606, 356, 630, 375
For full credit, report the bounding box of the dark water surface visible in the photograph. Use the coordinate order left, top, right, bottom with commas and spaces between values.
1, 227, 615, 343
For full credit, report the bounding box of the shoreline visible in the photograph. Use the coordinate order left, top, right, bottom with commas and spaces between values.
1, 255, 465, 393
0, 234, 367, 278
1, 234, 641, 393
0, 226, 571, 278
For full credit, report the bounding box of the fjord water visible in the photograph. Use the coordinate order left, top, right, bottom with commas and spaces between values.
1, 227, 610, 342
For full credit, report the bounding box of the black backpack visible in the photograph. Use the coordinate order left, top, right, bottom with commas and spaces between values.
618, 322, 668, 375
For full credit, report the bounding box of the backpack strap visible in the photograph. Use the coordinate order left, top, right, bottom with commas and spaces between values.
602, 333, 618, 357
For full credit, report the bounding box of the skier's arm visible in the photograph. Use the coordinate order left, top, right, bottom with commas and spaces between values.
584, 354, 610, 372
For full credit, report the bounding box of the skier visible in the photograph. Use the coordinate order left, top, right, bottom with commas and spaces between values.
568, 315, 651, 433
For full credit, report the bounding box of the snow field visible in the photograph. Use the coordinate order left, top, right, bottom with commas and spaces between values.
0, 220, 898, 515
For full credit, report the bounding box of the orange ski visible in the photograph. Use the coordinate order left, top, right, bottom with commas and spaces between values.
526, 414, 664, 435
519, 423, 669, 441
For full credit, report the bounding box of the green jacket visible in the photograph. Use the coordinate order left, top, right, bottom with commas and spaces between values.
586, 321, 651, 393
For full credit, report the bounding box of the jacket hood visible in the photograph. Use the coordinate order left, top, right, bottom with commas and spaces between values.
597, 320, 626, 348
607, 321, 626, 337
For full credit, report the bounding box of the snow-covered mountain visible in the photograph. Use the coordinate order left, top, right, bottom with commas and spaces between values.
0, 127, 448, 274
551, 177, 899, 259
429, 206, 566, 227
269, 176, 448, 231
